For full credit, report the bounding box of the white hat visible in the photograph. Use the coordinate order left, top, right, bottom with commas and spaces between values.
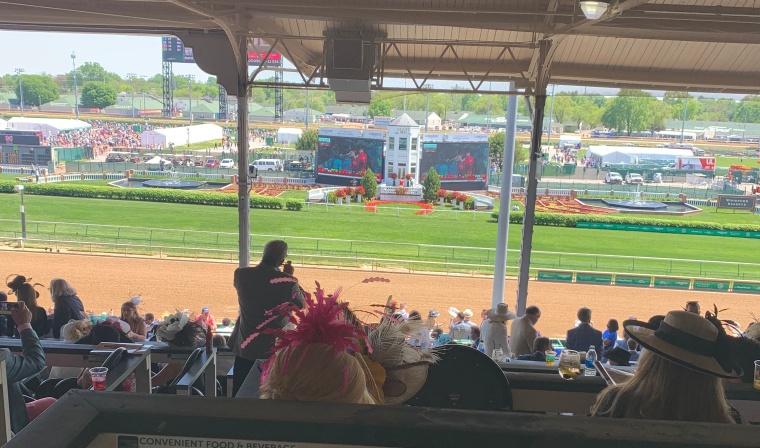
463, 309, 474, 318
447, 307, 460, 318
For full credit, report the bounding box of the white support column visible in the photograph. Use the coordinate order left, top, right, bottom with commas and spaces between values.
236, 38, 251, 268
491, 83, 518, 309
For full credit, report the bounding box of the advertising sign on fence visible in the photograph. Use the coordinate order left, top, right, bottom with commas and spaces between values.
717, 194, 757, 211
653, 278, 691, 289
731, 282, 760, 294
576, 273, 613, 285
692, 280, 728, 291
537, 271, 573, 282
614, 275, 652, 287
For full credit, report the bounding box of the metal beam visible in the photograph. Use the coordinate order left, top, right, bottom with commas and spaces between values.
516, 39, 552, 316
235, 35, 251, 268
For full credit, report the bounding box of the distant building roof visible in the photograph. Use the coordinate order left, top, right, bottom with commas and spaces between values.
389, 113, 418, 127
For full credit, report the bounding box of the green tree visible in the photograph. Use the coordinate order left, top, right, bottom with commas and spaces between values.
15, 74, 59, 106
422, 167, 441, 202
295, 129, 318, 152
664, 91, 700, 120
736, 96, 760, 123
368, 99, 391, 118
600, 89, 652, 133
568, 97, 601, 129
361, 168, 378, 200
80, 82, 117, 110
488, 132, 528, 167
645, 99, 671, 133
550, 95, 574, 125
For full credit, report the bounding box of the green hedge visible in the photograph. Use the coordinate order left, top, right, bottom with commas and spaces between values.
0, 181, 284, 209
491, 210, 760, 232
285, 199, 303, 211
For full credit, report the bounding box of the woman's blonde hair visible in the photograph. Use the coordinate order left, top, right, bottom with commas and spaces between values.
49, 278, 76, 300
120, 301, 142, 330
591, 350, 734, 423
260, 343, 375, 405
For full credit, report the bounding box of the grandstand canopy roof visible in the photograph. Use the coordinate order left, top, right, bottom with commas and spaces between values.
4, 1, 760, 94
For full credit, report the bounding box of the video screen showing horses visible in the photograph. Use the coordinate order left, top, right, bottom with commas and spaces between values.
316, 135, 384, 182
420, 141, 489, 187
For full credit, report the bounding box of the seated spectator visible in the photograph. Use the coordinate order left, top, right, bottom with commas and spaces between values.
614, 316, 637, 349
426, 310, 439, 331
407, 310, 431, 349
471, 326, 481, 350
75, 318, 133, 345
152, 312, 207, 387
120, 301, 147, 342
397, 302, 410, 321
50, 278, 85, 339
484, 303, 515, 359
259, 286, 375, 405
517, 337, 553, 362
449, 312, 471, 340
213, 334, 234, 378
685, 301, 700, 314
195, 307, 216, 332
627, 338, 640, 362
591, 311, 740, 423
144, 313, 157, 338
566, 307, 602, 352
15, 283, 51, 337
605, 347, 631, 367
601, 319, 619, 361
218, 317, 233, 330
0, 302, 54, 433
0, 290, 9, 337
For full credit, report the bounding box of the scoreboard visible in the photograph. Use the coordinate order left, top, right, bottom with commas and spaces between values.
162, 37, 283, 67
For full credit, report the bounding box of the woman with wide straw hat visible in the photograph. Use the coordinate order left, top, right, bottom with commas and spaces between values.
591, 310, 742, 423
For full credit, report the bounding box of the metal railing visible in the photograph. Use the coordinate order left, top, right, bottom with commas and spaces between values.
1, 219, 759, 280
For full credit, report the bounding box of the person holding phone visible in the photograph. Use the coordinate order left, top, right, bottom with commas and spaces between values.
0, 302, 55, 433
230, 240, 305, 396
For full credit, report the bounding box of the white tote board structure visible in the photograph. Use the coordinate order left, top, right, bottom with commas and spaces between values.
140, 123, 223, 147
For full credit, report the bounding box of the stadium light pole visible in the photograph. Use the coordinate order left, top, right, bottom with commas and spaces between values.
186, 75, 195, 125
71, 52, 79, 120
128, 73, 137, 121
14, 185, 26, 241
14, 68, 24, 116
679, 92, 688, 144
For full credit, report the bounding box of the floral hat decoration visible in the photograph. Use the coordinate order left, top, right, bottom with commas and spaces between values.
157, 311, 190, 342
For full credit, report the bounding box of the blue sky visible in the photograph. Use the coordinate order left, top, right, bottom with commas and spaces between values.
0, 31, 215, 79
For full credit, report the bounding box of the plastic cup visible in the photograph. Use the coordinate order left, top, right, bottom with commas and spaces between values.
545, 350, 556, 366
89, 367, 108, 391
754, 360, 760, 391
492, 348, 504, 363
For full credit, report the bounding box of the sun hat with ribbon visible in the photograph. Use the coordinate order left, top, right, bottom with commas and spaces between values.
624, 311, 742, 379
463, 309, 474, 318
486, 303, 517, 322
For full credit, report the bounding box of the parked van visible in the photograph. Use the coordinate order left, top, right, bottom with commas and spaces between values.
249, 158, 283, 172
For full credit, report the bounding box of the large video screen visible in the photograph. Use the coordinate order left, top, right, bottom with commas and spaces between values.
162, 37, 282, 67
316, 133, 384, 183
420, 141, 489, 182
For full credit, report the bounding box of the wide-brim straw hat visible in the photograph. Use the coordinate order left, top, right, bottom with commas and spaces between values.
486, 303, 517, 322
624, 311, 742, 379
463, 309, 474, 318
382, 361, 430, 405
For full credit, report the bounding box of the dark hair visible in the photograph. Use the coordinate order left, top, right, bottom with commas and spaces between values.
222, 318, 231, 326
471, 326, 481, 338
533, 336, 552, 352
262, 240, 288, 266
526, 306, 540, 316
456, 312, 465, 320
607, 319, 620, 332
77, 323, 131, 345
144, 313, 155, 321
647, 315, 665, 327
627, 338, 638, 350
169, 322, 206, 348
408, 310, 421, 321
0, 291, 6, 302
577, 307, 592, 323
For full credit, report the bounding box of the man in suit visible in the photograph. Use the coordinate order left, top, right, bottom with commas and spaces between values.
509, 306, 541, 357
565, 307, 603, 352
230, 240, 305, 396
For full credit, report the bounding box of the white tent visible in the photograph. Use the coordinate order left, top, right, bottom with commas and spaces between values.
587, 146, 693, 164
0, 119, 7, 130
140, 123, 223, 148
8, 117, 91, 136
144, 156, 172, 165
277, 127, 302, 144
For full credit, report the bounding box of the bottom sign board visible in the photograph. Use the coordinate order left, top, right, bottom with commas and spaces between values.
692, 280, 729, 291
614, 275, 652, 287
653, 278, 691, 289
576, 273, 613, 285
732, 282, 760, 294
90, 434, 386, 448
537, 271, 573, 282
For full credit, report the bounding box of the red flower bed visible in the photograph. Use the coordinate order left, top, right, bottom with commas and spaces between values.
364, 200, 434, 215
530, 198, 615, 215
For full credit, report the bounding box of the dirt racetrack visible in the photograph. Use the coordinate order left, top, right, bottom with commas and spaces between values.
4, 250, 758, 338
